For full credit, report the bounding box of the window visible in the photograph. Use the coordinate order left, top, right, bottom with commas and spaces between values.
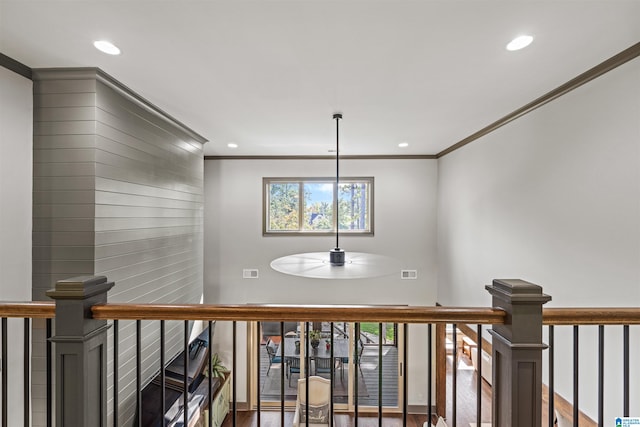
264, 177, 373, 235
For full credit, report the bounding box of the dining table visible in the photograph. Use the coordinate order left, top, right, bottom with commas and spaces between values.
275, 337, 351, 377
276, 336, 349, 358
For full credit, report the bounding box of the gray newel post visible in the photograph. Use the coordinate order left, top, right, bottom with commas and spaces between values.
485, 279, 551, 427
47, 276, 114, 427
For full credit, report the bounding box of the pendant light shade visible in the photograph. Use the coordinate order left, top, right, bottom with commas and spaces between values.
269, 113, 399, 279
271, 252, 400, 279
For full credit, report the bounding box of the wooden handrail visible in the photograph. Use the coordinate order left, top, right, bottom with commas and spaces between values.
0, 301, 55, 318
91, 303, 507, 324
3, 302, 638, 326
543, 307, 640, 325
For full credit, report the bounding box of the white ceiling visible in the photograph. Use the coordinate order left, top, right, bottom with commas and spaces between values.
1, 1, 639, 156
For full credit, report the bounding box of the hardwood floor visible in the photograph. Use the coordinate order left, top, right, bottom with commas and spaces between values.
444, 352, 492, 427
222, 411, 429, 427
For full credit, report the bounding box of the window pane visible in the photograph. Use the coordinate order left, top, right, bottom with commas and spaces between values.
264, 177, 372, 235
338, 182, 369, 231
268, 183, 299, 231
302, 182, 334, 231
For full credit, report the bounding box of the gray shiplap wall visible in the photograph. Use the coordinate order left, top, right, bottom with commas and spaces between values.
32, 68, 206, 427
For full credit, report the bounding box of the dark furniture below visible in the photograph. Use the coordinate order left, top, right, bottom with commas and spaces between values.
141, 324, 227, 427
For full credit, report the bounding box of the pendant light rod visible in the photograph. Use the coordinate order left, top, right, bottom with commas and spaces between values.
329, 113, 345, 266
333, 112, 342, 250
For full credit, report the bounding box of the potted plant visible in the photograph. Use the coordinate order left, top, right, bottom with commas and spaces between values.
206, 352, 229, 379
309, 330, 321, 349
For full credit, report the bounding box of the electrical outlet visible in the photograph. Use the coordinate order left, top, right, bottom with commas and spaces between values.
243, 269, 259, 279
401, 270, 418, 279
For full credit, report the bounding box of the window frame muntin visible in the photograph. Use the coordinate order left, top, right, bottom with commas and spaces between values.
263, 176, 374, 236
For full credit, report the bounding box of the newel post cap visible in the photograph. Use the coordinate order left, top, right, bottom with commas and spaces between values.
46, 275, 114, 300
485, 279, 551, 305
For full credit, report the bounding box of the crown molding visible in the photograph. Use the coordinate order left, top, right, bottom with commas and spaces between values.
0, 52, 32, 80
205, 154, 436, 161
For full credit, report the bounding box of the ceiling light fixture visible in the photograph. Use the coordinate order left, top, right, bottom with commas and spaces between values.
506, 35, 533, 51
270, 113, 399, 279
398, 142, 409, 148
329, 113, 345, 266
93, 40, 121, 55
227, 143, 238, 148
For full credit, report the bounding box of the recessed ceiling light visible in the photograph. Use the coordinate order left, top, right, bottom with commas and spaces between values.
398, 142, 409, 148
93, 40, 121, 55
227, 143, 238, 148
506, 35, 533, 51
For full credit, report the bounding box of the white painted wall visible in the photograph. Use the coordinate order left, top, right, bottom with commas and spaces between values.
0, 66, 33, 425
204, 158, 438, 406
437, 58, 640, 420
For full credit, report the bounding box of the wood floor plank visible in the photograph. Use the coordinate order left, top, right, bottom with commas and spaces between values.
221, 411, 429, 427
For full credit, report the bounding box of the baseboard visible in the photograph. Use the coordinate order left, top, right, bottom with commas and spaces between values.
231, 401, 250, 411
542, 384, 596, 427
407, 404, 436, 415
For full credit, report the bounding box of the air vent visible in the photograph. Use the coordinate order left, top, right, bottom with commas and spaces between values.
243, 269, 259, 279
401, 270, 417, 280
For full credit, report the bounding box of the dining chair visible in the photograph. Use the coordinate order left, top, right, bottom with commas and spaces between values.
265, 339, 281, 376
292, 376, 332, 427
341, 338, 364, 378
286, 356, 301, 386
314, 357, 339, 379
354, 339, 365, 377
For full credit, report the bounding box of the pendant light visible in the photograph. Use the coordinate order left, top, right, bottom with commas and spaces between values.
270, 113, 399, 279
329, 113, 345, 266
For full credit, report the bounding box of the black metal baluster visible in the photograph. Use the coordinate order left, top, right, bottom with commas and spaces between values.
137, 320, 142, 427
623, 324, 629, 416
354, 322, 360, 426
330, 322, 334, 427
598, 325, 604, 427
23, 318, 30, 427
46, 318, 52, 427
403, 323, 408, 427
427, 324, 432, 426
208, 321, 213, 427
280, 322, 285, 427
573, 325, 578, 427
548, 325, 554, 427
476, 325, 482, 427
232, 321, 237, 427
113, 320, 119, 427
378, 322, 383, 426
160, 321, 165, 427
257, 322, 261, 427
305, 322, 309, 427
452, 324, 457, 427
2, 317, 7, 427
183, 321, 189, 427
